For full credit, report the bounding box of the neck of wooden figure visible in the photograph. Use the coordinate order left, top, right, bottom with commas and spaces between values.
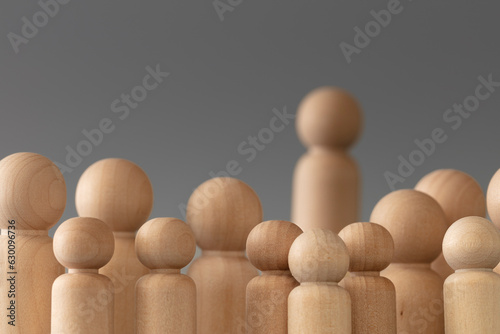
350, 271, 380, 277
203, 250, 246, 257
301, 282, 338, 286
113, 231, 136, 239
0, 229, 48, 236
309, 146, 346, 154
263, 270, 292, 276
68, 269, 99, 274
151, 269, 181, 274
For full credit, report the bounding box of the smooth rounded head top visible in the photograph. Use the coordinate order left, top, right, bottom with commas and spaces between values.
53, 217, 114, 269
75, 158, 153, 232
339, 222, 394, 272
416, 169, 486, 225
246, 220, 303, 271
186, 177, 263, 251
296, 86, 363, 148
136, 217, 196, 270
0, 152, 66, 230
443, 216, 500, 271
370, 189, 448, 264
487, 169, 500, 229
288, 229, 349, 283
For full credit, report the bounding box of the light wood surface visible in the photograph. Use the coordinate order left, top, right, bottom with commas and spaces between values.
416, 169, 486, 279
0, 152, 66, 334
292, 87, 362, 233
135, 217, 197, 334
370, 189, 448, 334
246, 220, 302, 334
442, 216, 500, 333
486, 168, 500, 274
186, 177, 262, 334
288, 229, 351, 334
75, 158, 153, 334
339, 222, 396, 334
51, 217, 115, 334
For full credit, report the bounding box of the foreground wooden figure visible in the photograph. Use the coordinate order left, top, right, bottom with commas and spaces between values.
288, 229, 351, 334
0, 152, 66, 334
486, 168, 500, 274
339, 222, 397, 334
443, 216, 500, 333
135, 218, 197, 334
51, 217, 115, 334
246, 220, 302, 334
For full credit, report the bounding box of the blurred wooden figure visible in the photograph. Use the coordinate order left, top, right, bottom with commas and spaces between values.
288, 229, 351, 334
52, 217, 115, 334
443, 216, 500, 333
339, 222, 397, 334
135, 218, 196, 334
246, 220, 302, 334
292, 87, 363, 233
75, 158, 154, 334
370, 189, 448, 334
0, 152, 66, 334
416, 169, 486, 279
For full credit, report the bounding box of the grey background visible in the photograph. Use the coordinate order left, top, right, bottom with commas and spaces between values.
1, 1, 499, 251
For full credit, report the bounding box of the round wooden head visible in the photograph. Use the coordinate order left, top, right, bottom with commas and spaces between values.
0, 152, 66, 230
487, 169, 500, 229
136, 217, 196, 270
288, 229, 349, 283
339, 222, 394, 272
75, 158, 154, 232
246, 220, 302, 271
53, 217, 114, 270
186, 177, 262, 251
443, 216, 500, 271
370, 189, 448, 264
296, 87, 362, 149
415, 169, 486, 225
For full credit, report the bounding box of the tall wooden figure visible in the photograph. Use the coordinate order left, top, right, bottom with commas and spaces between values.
75, 158, 154, 334
443, 216, 500, 333
246, 220, 302, 334
288, 229, 351, 334
292, 87, 363, 233
52, 217, 115, 334
486, 168, 500, 274
187, 177, 262, 334
339, 222, 397, 334
135, 218, 197, 334
370, 189, 448, 334
416, 169, 486, 279
0, 152, 66, 333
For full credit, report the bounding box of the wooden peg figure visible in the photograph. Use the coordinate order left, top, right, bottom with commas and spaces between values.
370, 189, 448, 334
288, 229, 351, 334
51, 217, 115, 334
187, 177, 262, 334
0, 152, 66, 334
486, 168, 500, 274
246, 220, 302, 334
416, 169, 486, 279
339, 222, 397, 334
442, 216, 500, 333
135, 218, 197, 334
292, 87, 363, 233
75, 158, 153, 334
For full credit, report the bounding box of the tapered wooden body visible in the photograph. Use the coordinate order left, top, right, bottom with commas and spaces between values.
52, 272, 114, 334
188, 253, 258, 334
292, 149, 359, 233
0, 233, 63, 333
288, 283, 351, 333
136, 271, 196, 334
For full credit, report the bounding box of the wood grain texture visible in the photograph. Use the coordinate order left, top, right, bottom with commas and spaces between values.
416, 169, 486, 279
442, 216, 500, 333
292, 87, 362, 233
0, 152, 66, 334
75, 158, 153, 334
186, 177, 262, 334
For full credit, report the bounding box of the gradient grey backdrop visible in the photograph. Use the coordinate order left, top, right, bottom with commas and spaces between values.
1, 1, 499, 255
